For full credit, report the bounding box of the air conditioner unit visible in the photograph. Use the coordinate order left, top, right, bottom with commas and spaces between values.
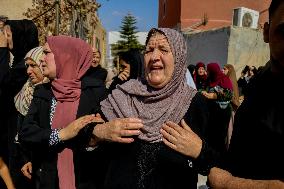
232, 7, 259, 29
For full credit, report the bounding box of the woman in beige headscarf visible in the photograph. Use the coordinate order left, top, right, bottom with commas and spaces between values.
14, 46, 49, 116
12, 46, 49, 188
222, 64, 240, 148
222, 64, 240, 110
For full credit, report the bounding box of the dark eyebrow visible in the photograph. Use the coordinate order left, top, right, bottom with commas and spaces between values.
158, 44, 171, 48
26, 62, 37, 66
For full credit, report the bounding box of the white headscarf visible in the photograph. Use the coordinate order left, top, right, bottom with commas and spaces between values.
14, 46, 49, 116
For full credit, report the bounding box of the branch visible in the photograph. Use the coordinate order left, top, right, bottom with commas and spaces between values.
32, 2, 57, 21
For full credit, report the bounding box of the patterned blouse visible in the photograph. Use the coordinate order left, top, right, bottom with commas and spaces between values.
49, 98, 61, 146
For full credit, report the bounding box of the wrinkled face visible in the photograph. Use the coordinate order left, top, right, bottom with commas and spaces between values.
40, 43, 57, 79
222, 67, 229, 76
92, 51, 101, 67
144, 32, 174, 88
264, 3, 284, 69
197, 67, 206, 76
26, 58, 44, 84
119, 59, 130, 73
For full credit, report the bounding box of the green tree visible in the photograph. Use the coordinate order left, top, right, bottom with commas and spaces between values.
111, 13, 144, 57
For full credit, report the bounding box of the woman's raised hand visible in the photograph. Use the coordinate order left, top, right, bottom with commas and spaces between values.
118, 69, 130, 81
59, 114, 104, 141
93, 118, 143, 143
4, 25, 12, 40
160, 119, 202, 159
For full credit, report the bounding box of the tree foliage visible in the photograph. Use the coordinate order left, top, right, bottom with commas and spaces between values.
111, 13, 144, 57
23, 0, 100, 45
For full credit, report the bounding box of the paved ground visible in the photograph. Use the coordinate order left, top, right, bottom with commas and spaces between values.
197, 175, 209, 189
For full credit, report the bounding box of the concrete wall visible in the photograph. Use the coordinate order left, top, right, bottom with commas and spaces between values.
227, 26, 269, 77
184, 26, 269, 78
184, 27, 230, 68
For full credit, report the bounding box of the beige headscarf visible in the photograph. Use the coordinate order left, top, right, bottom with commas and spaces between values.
224, 64, 240, 111
14, 46, 49, 116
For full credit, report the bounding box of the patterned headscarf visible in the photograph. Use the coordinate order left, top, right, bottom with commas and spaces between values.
101, 28, 197, 143
14, 46, 48, 116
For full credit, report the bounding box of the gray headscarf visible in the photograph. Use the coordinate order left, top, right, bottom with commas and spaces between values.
101, 28, 197, 143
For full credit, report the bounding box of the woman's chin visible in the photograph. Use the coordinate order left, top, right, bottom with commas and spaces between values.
148, 80, 167, 89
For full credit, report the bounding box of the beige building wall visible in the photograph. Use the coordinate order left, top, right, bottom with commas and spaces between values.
227, 26, 269, 77
0, 0, 32, 19
92, 20, 107, 68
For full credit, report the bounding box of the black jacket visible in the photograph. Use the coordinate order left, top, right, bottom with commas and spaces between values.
225, 63, 284, 180
100, 93, 220, 189
84, 65, 107, 84
19, 76, 107, 189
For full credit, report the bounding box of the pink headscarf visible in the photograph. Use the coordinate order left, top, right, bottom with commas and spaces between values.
196, 62, 205, 69
193, 62, 207, 83
47, 35, 92, 189
207, 63, 233, 90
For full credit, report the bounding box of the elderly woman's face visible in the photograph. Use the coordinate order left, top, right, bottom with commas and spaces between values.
40, 43, 56, 79
26, 58, 44, 84
92, 50, 101, 67
144, 33, 174, 88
